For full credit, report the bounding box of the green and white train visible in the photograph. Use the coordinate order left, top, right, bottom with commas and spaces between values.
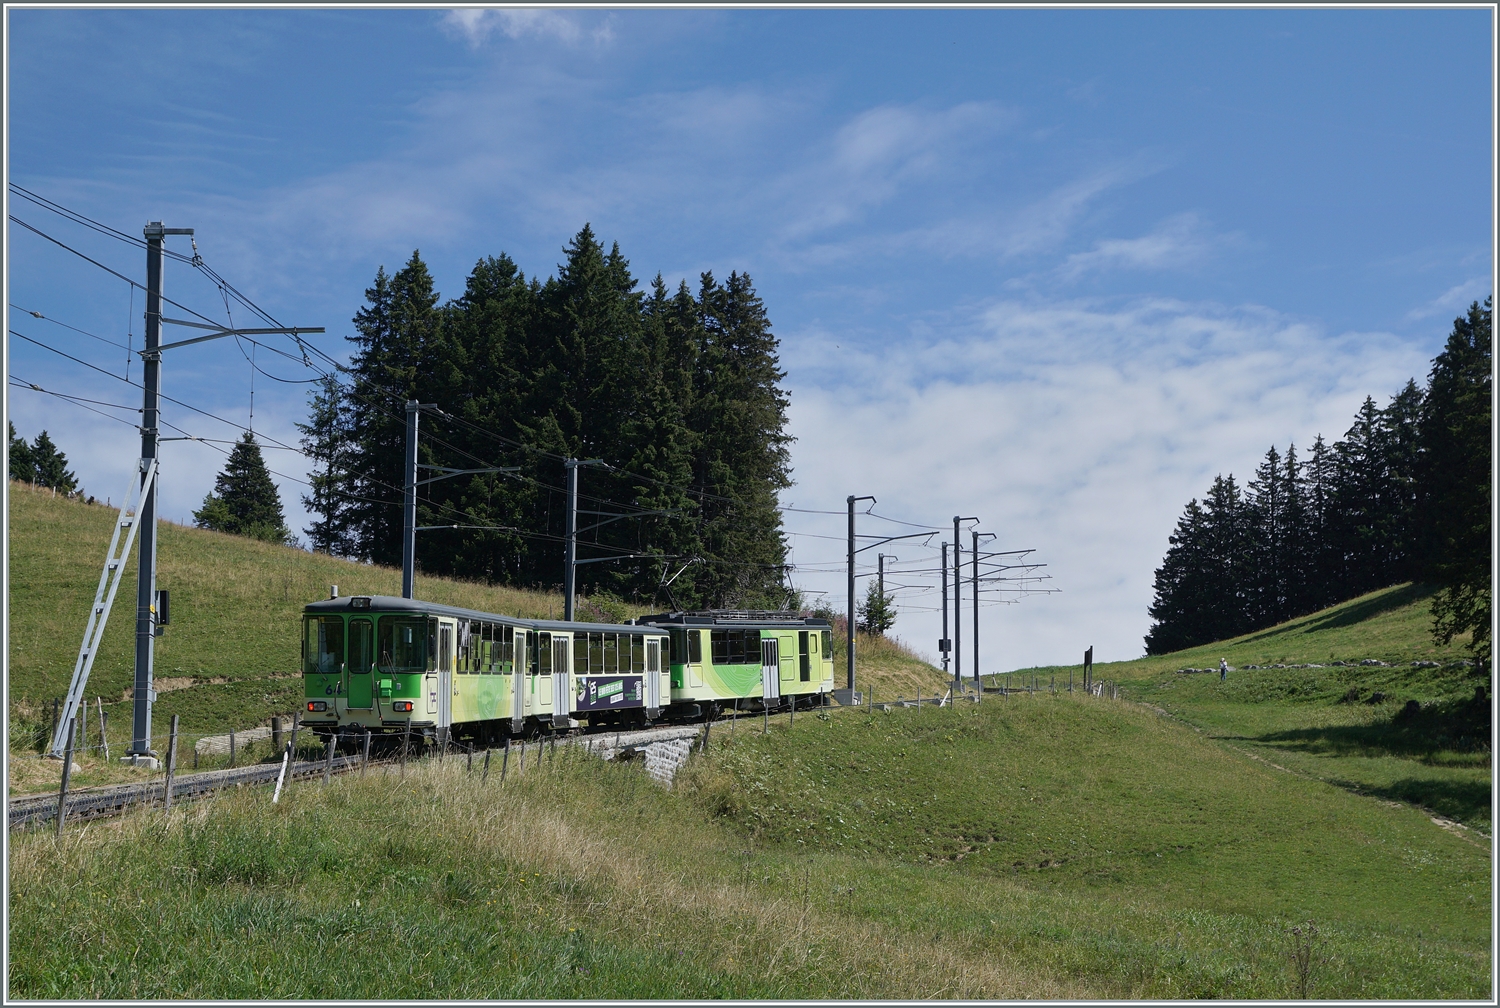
300, 595, 835, 744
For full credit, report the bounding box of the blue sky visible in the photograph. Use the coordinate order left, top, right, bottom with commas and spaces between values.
5, 7, 1493, 670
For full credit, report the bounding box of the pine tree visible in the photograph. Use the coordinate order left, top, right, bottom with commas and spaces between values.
857, 578, 898, 636
1303, 434, 1340, 609
1280, 444, 1314, 618
1145, 498, 1210, 654
29, 431, 77, 493
1418, 297, 1492, 666
425, 253, 540, 586
1200, 474, 1253, 642
296, 374, 356, 556
1380, 379, 1425, 582
689, 271, 793, 608
9, 422, 35, 483
343, 253, 442, 566
194, 433, 291, 544
1246, 446, 1288, 625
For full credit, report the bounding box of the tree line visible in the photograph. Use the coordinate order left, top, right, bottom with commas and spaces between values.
298, 224, 793, 611
9, 422, 78, 493
1146, 298, 1491, 665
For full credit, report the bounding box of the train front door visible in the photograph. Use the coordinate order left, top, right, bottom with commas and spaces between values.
346, 618, 374, 709
761, 637, 780, 703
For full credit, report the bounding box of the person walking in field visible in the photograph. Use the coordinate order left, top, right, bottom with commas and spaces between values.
1219, 658, 1228, 681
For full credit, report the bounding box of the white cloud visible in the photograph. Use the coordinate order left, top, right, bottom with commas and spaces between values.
1055, 212, 1230, 280
1403, 276, 1491, 321
440, 8, 586, 47
778, 296, 1430, 672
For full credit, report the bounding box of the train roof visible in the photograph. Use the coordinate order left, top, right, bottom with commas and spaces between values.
302, 595, 662, 635
634, 610, 833, 629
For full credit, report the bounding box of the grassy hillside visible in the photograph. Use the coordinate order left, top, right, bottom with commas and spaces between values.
996, 584, 1491, 832
10, 690, 1489, 998
7, 482, 573, 745
8, 482, 946, 777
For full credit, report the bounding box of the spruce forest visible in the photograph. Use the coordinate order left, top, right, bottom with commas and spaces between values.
1146, 298, 1492, 663
299, 225, 793, 611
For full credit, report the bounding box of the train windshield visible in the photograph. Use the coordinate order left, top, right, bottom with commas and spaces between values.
378, 617, 428, 672
304, 617, 344, 676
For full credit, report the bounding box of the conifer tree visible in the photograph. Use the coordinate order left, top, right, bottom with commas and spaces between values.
194, 433, 291, 544
1145, 499, 1210, 654
343, 253, 442, 566
1246, 446, 1288, 625
1279, 444, 1314, 618
858, 578, 898, 636
689, 271, 793, 608
297, 374, 356, 556
1418, 297, 1492, 665
9, 422, 34, 483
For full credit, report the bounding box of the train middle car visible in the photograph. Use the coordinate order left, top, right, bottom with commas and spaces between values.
300, 595, 670, 744
634, 610, 836, 719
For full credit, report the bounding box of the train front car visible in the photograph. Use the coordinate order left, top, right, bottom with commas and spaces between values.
302, 595, 672, 746
638, 610, 836, 720
302, 594, 515, 748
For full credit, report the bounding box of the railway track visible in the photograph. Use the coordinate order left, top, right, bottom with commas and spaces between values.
8, 722, 702, 831
7, 753, 368, 831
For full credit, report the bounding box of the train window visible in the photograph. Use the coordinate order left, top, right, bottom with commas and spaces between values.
501, 625, 514, 667
630, 634, 644, 672
575, 635, 588, 674
799, 630, 810, 682
304, 617, 345, 676
349, 619, 374, 675
588, 633, 603, 673
710, 630, 727, 665
689, 629, 702, 664
821, 630, 832, 660
378, 617, 427, 672
667, 630, 684, 665
603, 634, 618, 673
538, 632, 551, 675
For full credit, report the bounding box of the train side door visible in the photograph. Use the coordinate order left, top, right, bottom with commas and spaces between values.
511, 630, 527, 732
436, 621, 453, 725
551, 635, 572, 727
779, 632, 796, 687
761, 637, 780, 702
645, 637, 662, 718
535, 632, 552, 720
688, 630, 704, 689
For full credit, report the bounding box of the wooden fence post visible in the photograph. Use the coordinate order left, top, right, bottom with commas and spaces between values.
163, 715, 180, 813
55, 716, 78, 836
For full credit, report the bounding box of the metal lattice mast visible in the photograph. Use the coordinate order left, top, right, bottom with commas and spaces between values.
49, 460, 157, 757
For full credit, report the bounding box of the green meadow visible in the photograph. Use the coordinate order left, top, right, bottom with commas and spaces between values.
7, 482, 1492, 998
998, 584, 1491, 833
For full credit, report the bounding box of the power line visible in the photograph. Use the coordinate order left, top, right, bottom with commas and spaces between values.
9, 304, 132, 352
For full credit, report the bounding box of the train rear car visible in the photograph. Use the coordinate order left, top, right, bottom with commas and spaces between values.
636, 610, 835, 720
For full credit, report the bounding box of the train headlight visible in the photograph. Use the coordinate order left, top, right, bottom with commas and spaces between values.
307, 701, 328, 712
392, 701, 414, 712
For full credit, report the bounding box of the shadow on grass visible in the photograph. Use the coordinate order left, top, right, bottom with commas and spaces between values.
1355, 776, 1494, 828
1254, 697, 1491, 763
